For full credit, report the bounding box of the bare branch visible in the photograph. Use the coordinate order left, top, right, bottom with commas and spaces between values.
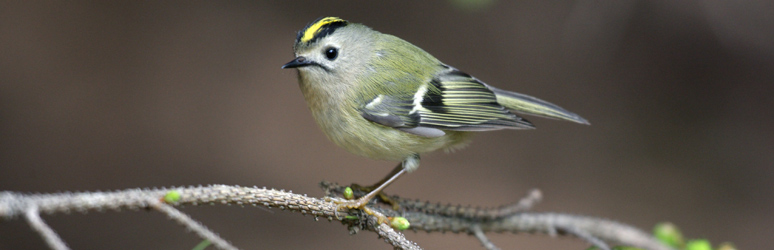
1, 184, 672, 250
387, 209, 669, 250
0, 186, 419, 250
374, 187, 542, 220
325, 183, 671, 250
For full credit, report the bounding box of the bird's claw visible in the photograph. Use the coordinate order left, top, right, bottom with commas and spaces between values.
334, 197, 389, 225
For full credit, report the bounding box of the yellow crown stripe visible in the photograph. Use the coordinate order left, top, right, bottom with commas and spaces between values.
301, 17, 345, 43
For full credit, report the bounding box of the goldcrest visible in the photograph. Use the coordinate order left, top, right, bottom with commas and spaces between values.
282, 17, 588, 218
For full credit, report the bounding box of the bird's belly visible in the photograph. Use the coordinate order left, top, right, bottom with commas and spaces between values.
312, 108, 470, 161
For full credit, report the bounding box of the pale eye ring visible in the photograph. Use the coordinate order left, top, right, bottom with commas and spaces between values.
324, 47, 338, 61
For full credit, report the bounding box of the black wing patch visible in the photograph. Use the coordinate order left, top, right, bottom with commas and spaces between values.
359, 66, 534, 138
359, 95, 447, 137
417, 68, 534, 131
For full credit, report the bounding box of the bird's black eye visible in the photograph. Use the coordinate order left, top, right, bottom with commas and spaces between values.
324, 47, 338, 60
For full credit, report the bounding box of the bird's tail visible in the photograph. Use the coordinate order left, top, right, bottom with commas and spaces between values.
487, 85, 590, 125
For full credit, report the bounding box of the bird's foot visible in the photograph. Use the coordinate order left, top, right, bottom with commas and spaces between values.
334, 196, 388, 224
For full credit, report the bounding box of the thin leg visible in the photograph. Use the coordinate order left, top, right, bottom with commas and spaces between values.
370, 163, 405, 188
338, 165, 406, 210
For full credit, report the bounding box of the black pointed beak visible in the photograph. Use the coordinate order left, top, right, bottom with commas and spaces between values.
282, 57, 311, 69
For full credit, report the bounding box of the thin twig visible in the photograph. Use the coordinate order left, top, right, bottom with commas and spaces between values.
507, 188, 542, 214
471, 225, 500, 250
24, 206, 69, 250
560, 225, 611, 250
148, 199, 238, 250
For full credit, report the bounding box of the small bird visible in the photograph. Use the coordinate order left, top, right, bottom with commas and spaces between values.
282, 17, 588, 220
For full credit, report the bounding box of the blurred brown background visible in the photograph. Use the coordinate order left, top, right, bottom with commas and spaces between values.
1, 1, 772, 249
